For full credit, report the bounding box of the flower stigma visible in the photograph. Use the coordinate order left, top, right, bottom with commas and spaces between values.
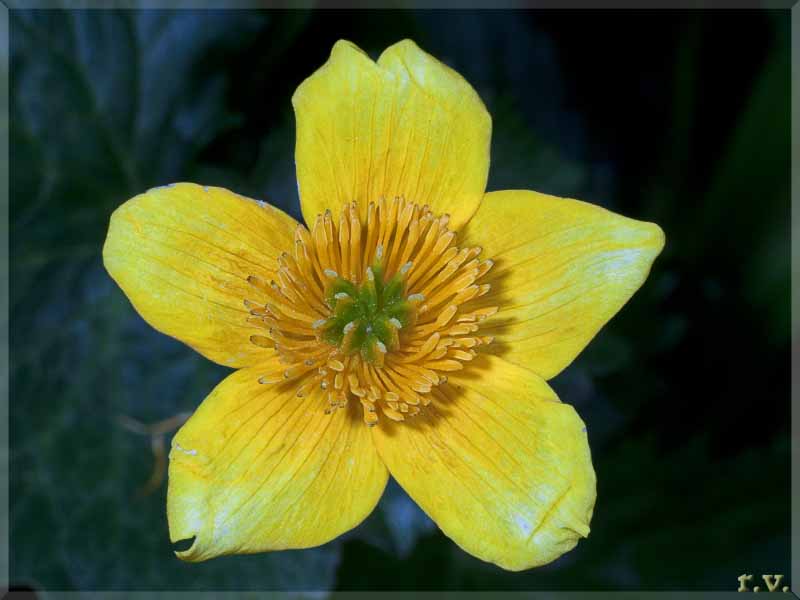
316, 246, 418, 367
245, 197, 498, 426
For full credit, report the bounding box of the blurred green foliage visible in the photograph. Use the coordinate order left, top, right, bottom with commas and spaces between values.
10, 8, 790, 592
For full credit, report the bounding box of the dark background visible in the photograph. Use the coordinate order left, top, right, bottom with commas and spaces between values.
10, 8, 790, 592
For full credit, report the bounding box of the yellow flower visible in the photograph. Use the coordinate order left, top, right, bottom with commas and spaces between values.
103, 39, 664, 571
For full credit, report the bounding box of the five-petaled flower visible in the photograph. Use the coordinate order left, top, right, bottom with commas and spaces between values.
103, 39, 664, 571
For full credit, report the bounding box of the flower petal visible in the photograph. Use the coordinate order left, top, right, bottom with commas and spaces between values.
371, 354, 595, 571
292, 39, 491, 231
168, 364, 389, 561
103, 183, 298, 368
463, 189, 665, 380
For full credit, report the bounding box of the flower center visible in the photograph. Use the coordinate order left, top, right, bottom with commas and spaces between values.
315, 247, 420, 368
244, 197, 497, 426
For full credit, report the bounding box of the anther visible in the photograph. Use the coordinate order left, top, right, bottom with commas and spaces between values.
249, 335, 274, 348
252, 197, 497, 427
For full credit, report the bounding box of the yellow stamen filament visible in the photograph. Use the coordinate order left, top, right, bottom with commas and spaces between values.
244, 197, 498, 426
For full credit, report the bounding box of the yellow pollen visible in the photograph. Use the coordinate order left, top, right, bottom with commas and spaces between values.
244, 197, 497, 426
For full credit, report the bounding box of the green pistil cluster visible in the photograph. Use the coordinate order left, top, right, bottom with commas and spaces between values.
315, 249, 421, 365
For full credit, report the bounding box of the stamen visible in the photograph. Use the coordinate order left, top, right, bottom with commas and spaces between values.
249, 335, 275, 348
244, 197, 498, 426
